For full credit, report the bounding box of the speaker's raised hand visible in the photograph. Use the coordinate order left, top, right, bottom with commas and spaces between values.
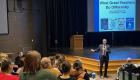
90, 49, 95, 53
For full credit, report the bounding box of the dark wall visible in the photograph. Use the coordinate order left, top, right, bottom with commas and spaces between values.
85, 31, 140, 47
0, 0, 42, 53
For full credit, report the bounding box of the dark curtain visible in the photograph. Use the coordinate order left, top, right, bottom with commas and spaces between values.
41, 0, 87, 53
40, 0, 140, 54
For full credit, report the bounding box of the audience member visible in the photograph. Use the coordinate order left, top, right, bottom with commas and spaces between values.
0, 53, 9, 72
58, 61, 76, 80
0, 53, 9, 62
71, 60, 90, 80
15, 52, 24, 67
0, 60, 19, 80
16, 59, 24, 74
120, 58, 136, 72
20, 50, 58, 80
41, 57, 61, 76
55, 54, 64, 68
116, 58, 137, 80
55, 54, 66, 73
50, 56, 56, 68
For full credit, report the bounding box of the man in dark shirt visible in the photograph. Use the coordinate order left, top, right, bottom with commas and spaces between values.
116, 58, 137, 80
91, 39, 111, 78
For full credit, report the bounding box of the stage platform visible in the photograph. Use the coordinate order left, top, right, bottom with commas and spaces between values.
64, 47, 140, 74
65, 47, 140, 60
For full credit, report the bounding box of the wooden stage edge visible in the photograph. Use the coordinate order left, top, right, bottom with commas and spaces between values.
65, 55, 140, 74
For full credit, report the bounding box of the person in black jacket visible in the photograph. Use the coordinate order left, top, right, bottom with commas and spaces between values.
58, 61, 76, 80
121, 58, 136, 73
116, 58, 137, 80
91, 39, 111, 78
13, 52, 24, 73
14, 52, 24, 67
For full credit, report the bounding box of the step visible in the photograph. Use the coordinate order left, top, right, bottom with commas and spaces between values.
85, 67, 117, 74
65, 55, 140, 74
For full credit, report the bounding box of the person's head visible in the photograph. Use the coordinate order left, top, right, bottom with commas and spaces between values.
49, 56, 55, 67
1, 60, 13, 73
102, 38, 107, 45
19, 52, 24, 57
0, 53, 8, 62
60, 54, 65, 61
41, 57, 51, 69
73, 60, 83, 71
126, 57, 132, 64
61, 61, 71, 74
54, 54, 65, 67
23, 50, 41, 73
55, 54, 62, 60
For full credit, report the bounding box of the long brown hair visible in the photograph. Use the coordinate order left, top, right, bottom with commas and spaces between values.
23, 50, 41, 74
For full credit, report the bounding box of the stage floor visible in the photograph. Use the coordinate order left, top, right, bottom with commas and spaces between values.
66, 47, 140, 60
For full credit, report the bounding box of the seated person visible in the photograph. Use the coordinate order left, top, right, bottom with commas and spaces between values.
20, 50, 58, 80
13, 52, 24, 75
55, 54, 66, 74
70, 60, 90, 80
0, 60, 19, 80
120, 58, 136, 73
0, 53, 9, 62
58, 61, 76, 80
49, 54, 65, 74
14, 52, 24, 67
116, 58, 137, 80
49, 56, 56, 68
41, 57, 61, 76
16, 59, 24, 74
55, 54, 65, 68
0, 53, 9, 72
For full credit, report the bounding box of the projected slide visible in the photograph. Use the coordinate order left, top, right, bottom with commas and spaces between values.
92, 0, 136, 32
0, 0, 8, 34
99, 0, 136, 31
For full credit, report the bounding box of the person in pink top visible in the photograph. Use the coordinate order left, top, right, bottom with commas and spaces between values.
0, 60, 19, 80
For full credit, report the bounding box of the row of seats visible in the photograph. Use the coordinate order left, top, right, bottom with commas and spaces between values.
118, 68, 140, 80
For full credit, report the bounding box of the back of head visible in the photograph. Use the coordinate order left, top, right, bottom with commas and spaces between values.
1, 60, 12, 73
41, 57, 51, 69
55, 54, 65, 61
0, 53, 8, 62
73, 60, 83, 71
23, 50, 41, 73
126, 57, 132, 63
61, 61, 71, 74
55, 54, 61, 60
49, 56, 55, 67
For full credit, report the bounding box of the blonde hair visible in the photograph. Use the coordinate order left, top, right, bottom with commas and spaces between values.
41, 57, 51, 69
0, 53, 9, 62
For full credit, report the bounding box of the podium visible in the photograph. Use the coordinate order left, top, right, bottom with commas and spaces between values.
70, 35, 83, 50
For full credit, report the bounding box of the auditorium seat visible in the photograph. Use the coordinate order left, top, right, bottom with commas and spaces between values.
124, 71, 129, 80
118, 70, 124, 80
124, 71, 132, 80
132, 73, 140, 80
